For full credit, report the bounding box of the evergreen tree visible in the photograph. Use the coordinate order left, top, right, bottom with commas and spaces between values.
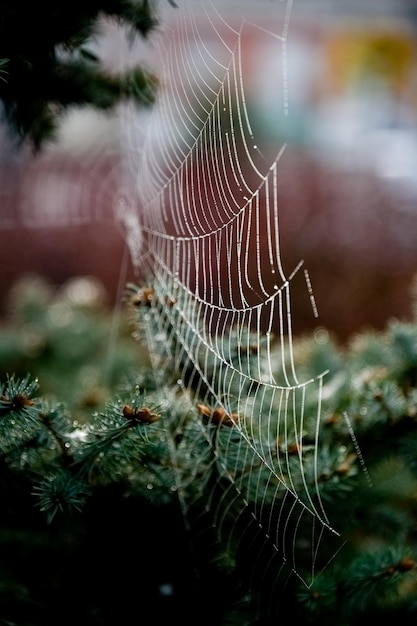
0, 0, 161, 149
0, 273, 417, 625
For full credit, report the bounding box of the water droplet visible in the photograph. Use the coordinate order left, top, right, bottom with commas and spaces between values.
314, 327, 329, 345
159, 583, 174, 597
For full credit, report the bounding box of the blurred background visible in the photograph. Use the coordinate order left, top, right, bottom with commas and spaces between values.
1, 0, 417, 343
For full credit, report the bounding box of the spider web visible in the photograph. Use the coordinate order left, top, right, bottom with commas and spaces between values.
119, 0, 346, 611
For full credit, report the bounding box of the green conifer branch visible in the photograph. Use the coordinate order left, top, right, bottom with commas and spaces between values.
0, 1, 161, 148
1, 275, 417, 623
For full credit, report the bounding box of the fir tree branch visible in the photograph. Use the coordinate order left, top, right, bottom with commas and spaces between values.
0, 1, 161, 148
